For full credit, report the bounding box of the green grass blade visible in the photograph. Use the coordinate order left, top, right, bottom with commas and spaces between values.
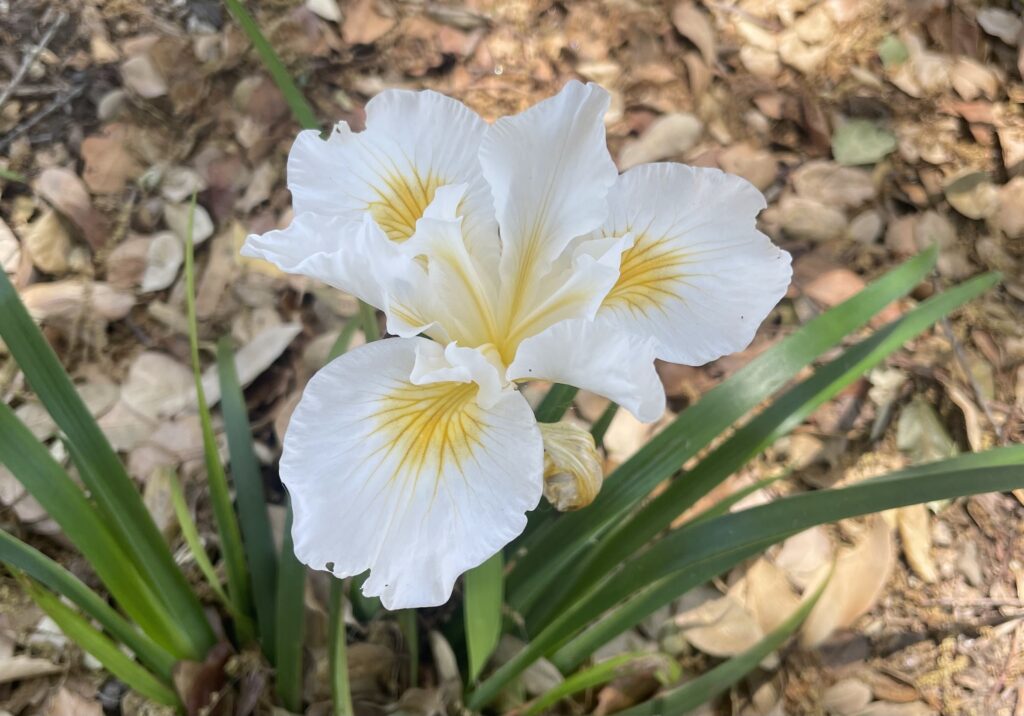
470, 449, 1024, 707
328, 578, 354, 716
358, 300, 381, 342
0, 403, 196, 657
591, 402, 618, 447
167, 469, 255, 634
328, 319, 362, 363
275, 502, 306, 713
464, 551, 504, 683
552, 448, 1024, 671
534, 384, 579, 423
523, 653, 671, 716
183, 196, 254, 640
0, 270, 214, 658
0, 530, 176, 679
613, 571, 829, 716
0, 167, 27, 183
507, 247, 938, 612
217, 337, 278, 659
222, 0, 320, 131
526, 272, 998, 629
399, 609, 419, 686
24, 579, 180, 707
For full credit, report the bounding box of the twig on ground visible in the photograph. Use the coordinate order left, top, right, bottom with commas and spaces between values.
0, 83, 85, 152
0, 10, 67, 111
939, 314, 1005, 444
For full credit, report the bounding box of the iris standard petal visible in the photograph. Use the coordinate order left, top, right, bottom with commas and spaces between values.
598, 163, 792, 366
288, 89, 497, 254
479, 80, 619, 347
507, 318, 666, 423
282, 337, 543, 610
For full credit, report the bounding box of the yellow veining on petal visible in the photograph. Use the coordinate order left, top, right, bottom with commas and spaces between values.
370, 381, 483, 498
603, 232, 688, 315
368, 169, 447, 242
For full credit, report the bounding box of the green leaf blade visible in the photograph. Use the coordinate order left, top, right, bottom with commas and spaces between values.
217, 337, 278, 659
508, 247, 938, 613
0, 270, 214, 659
464, 551, 504, 683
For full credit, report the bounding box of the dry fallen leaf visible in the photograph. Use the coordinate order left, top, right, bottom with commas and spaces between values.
201, 323, 302, 406
45, 686, 103, 716
823, 678, 873, 715
120, 350, 197, 420
801, 516, 894, 647
618, 113, 703, 170
671, 1, 716, 65
0, 216, 20, 274
21, 209, 73, 275
0, 655, 63, 684
21, 280, 134, 322
943, 172, 999, 220
775, 526, 833, 589
779, 195, 847, 242
792, 161, 876, 208
140, 231, 184, 293
342, 0, 397, 45
33, 167, 109, 249
741, 557, 802, 634
897, 503, 938, 583
164, 202, 214, 245
80, 125, 143, 194
674, 593, 768, 660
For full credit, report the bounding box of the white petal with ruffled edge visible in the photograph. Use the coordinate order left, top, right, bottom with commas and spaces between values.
282, 337, 543, 609
479, 81, 619, 341
507, 318, 665, 423
287, 90, 497, 265
598, 163, 792, 366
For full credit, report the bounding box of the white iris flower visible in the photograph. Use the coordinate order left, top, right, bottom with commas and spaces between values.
243, 81, 792, 610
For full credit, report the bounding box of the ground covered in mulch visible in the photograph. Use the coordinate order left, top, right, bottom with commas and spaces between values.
1, 0, 1023, 714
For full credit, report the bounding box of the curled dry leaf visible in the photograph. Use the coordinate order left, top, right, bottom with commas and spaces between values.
673, 592, 768, 661
775, 526, 832, 589
120, 350, 197, 420
896, 396, 958, 465
342, 0, 397, 45
493, 635, 563, 696
741, 557, 802, 633
200, 322, 302, 406
823, 678, 873, 715
22, 209, 73, 275
0, 656, 63, 684
995, 177, 1024, 238
671, 1, 716, 65
164, 202, 214, 245
80, 125, 143, 194
120, 52, 168, 98
943, 172, 999, 220
21, 280, 134, 322
779, 195, 847, 242
897, 503, 938, 583
718, 143, 778, 191
977, 7, 1023, 46
792, 160, 876, 208
33, 167, 109, 249
140, 231, 184, 292
105, 236, 151, 289
160, 166, 208, 204
801, 516, 894, 647
618, 113, 703, 170
0, 216, 19, 273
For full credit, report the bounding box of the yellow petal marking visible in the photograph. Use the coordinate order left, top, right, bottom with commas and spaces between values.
369, 381, 483, 501
368, 169, 447, 242
603, 231, 689, 316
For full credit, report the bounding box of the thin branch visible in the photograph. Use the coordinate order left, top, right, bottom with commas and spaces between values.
0, 11, 67, 111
